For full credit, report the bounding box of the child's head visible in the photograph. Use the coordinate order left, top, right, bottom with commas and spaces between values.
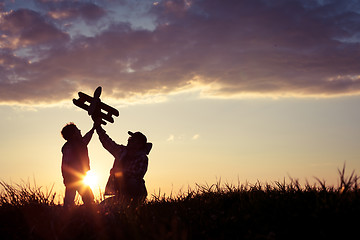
61, 123, 81, 141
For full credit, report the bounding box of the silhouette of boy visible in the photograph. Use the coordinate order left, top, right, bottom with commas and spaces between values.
94, 122, 152, 206
61, 123, 95, 206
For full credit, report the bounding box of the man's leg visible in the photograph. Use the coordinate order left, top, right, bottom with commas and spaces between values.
79, 185, 94, 205
126, 178, 147, 206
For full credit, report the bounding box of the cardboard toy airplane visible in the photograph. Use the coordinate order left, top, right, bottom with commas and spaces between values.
73, 86, 119, 125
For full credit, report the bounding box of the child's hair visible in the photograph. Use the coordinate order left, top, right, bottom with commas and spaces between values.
61, 123, 77, 140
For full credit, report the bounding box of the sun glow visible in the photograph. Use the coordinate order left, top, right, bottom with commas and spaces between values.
83, 170, 99, 190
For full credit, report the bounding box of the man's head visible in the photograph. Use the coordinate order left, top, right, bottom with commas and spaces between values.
127, 131, 147, 149
61, 123, 82, 141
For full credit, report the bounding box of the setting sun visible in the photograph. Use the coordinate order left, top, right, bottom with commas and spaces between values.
83, 170, 99, 190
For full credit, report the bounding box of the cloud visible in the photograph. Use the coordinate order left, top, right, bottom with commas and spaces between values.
192, 134, 200, 140
166, 133, 199, 142
46, 2, 106, 22
1, 0, 360, 104
167, 134, 175, 142
0, 9, 69, 49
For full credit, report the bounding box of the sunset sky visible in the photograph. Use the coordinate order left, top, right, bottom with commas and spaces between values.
1, 0, 360, 201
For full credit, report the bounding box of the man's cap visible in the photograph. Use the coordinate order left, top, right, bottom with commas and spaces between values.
128, 131, 147, 145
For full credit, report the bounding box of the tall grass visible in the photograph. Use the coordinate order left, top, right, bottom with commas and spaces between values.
0, 180, 56, 206
1, 165, 359, 239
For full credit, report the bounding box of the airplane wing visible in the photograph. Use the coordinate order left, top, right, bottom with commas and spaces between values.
73, 92, 92, 111
73, 92, 120, 124
97, 101, 119, 123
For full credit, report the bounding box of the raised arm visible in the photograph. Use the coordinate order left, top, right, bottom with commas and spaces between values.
96, 126, 123, 158
82, 126, 95, 145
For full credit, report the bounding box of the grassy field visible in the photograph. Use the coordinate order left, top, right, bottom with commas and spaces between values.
1, 166, 359, 239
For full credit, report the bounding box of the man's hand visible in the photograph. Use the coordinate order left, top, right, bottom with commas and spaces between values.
92, 115, 102, 129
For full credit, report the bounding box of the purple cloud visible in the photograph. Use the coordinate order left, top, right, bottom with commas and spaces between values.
0, 9, 69, 48
1, 0, 360, 104
46, 2, 106, 22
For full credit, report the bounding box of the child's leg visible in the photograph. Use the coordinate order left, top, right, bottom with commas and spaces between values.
64, 185, 76, 207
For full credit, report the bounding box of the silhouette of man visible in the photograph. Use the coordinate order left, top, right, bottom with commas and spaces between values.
61, 123, 95, 206
94, 122, 151, 206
